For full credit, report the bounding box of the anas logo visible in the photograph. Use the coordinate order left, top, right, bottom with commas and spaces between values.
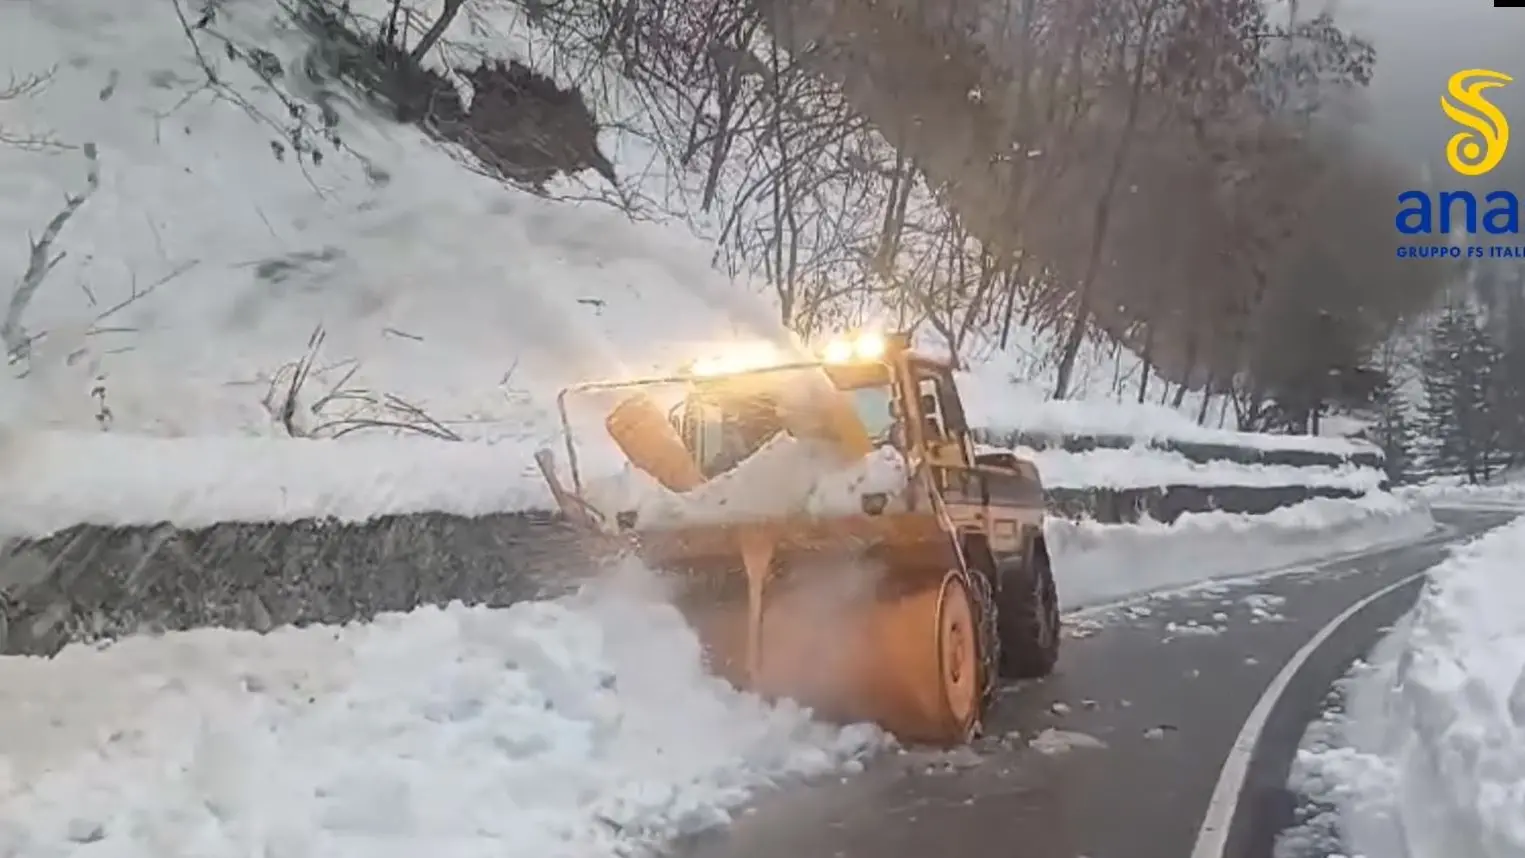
1395, 68, 1522, 255
1442, 69, 1512, 176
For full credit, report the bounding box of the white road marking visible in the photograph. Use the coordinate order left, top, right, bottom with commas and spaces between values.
1188, 568, 1432, 858
1067, 521, 1453, 621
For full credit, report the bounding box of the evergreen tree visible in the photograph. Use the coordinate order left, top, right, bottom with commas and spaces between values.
1488, 283, 1525, 466
1420, 302, 1502, 483
1368, 374, 1415, 484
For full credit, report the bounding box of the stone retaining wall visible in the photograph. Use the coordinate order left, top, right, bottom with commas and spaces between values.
1045, 483, 1367, 524
0, 512, 586, 657
973, 427, 1383, 470
0, 478, 1377, 657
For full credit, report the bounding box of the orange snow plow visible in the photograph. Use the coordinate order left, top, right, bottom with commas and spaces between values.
534, 332, 1060, 745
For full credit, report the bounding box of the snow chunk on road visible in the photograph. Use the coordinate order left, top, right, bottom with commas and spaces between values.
0, 567, 884, 858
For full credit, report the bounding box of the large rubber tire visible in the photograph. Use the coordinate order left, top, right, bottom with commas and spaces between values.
997, 541, 1060, 679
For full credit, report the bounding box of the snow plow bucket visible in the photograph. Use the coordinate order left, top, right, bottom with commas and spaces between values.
604, 391, 705, 492
641, 514, 985, 746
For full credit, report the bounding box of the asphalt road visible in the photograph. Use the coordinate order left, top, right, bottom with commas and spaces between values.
677, 508, 1518, 858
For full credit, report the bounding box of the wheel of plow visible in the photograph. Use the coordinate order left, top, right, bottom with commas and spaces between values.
998, 545, 1061, 679
930, 570, 985, 742
675, 568, 989, 747
804, 569, 986, 746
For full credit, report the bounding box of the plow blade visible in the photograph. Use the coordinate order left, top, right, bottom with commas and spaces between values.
645, 516, 984, 746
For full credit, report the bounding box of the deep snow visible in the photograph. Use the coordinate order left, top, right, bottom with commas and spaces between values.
1284, 516, 1525, 858
0, 564, 884, 858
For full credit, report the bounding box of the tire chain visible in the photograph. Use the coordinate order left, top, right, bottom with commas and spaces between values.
964, 568, 1001, 707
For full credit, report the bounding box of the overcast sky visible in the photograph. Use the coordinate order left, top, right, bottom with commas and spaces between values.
1330, 0, 1523, 174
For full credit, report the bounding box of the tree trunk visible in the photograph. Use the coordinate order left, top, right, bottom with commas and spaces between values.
1052, 0, 1164, 398
409, 0, 469, 63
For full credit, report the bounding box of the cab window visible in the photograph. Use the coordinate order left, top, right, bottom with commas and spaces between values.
917, 374, 946, 440
691, 404, 729, 475
912, 362, 967, 436
691, 398, 783, 477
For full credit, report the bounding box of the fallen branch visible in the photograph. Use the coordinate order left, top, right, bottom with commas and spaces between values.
262, 325, 461, 440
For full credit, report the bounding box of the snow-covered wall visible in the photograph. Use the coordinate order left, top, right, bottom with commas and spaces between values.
0, 426, 1402, 657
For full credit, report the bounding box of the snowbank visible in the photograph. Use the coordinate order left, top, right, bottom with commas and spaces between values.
0, 429, 558, 539
0, 428, 908, 541
956, 365, 1376, 457
1287, 517, 1525, 858
1400, 478, 1525, 510
1012, 444, 1384, 492
1048, 493, 1435, 608
0, 564, 884, 858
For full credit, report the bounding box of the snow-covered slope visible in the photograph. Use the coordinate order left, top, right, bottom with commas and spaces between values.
1288, 516, 1525, 858
0, 0, 793, 440
1010, 446, 1381, 491
0, 564, 883, 857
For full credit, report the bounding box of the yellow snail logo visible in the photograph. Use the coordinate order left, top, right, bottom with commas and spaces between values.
1443, 69, 1512, 177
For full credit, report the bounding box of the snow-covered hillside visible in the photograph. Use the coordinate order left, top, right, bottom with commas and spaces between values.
0, 0, 797, 440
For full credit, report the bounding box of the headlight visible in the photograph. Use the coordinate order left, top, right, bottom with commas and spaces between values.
823, 339, 855, 363
822, 332, 888, 363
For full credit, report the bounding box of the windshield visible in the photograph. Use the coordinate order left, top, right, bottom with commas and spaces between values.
844, 385, 895, 445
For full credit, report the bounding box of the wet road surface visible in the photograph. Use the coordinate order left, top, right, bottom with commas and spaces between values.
678, 508, 1518, 858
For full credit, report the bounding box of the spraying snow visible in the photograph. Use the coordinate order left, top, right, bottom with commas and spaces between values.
583, 435, 911, 527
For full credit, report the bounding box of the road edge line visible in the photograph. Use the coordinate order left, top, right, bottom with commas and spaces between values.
1187, 568, 1431, 858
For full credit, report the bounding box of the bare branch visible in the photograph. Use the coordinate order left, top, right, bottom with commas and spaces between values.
3, 142, 101, 363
